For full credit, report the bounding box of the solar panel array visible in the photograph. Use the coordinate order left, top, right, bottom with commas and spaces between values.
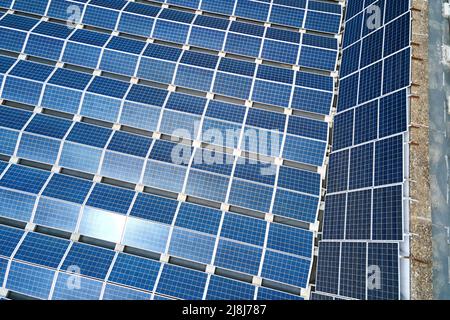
0, 0, 344, 300
314, 0, 411, 300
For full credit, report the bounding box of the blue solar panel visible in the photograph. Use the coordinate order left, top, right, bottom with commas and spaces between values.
156, 264, 207, 300
61, 242, 115, 280
0, 164, 50, 194
86, 184, 135, 214
206, 276, 255, 300
108, 253, 160, 292
14, 232, 69, 268
0, 225, 24, 258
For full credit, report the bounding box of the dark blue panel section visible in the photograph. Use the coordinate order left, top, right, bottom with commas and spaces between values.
25, 114, 72, 139
384, 0, 409, 23
384, 12, 410, 56
327, 150, 349, 193
165, 92, 206, 115
337, 73, 358, 112
354, 101, 378, 145
106, 36, 146, 54
15, 232, 69, 268
340, 242, 367, 300
220, 213, 266, 246
346, 190, 371, 240
9, 60, 53, 81
0, 14, 38, 31
379, 89, 407, 138
126, 84, 168, 106
278, 166, 320, 195
359, 62, 382, 104
48, 68, 93, 90
375, 135, 403, 186
107, 131, 152, 157
267, 224, 313, 257
69, 29, 110, 47
0, 225, 24, 258
157, 264, 207, 300
0, 165, 50, 194
33, 21, 73, 38
205, 101, 246, 123
372, 185, 403, 240
143, 43, 182, 61
383, 48, 410, 94
349, 143, 374, 190
206, 276, 255, 300
130, 193, 178, 225
62, 242, 115, 279
109, 253, 160, 291
360, 28, 383, 67
0, 106, 32, 130
367, 243, 399, 300
43, 174, 93, 204
322, 194, 345, 240
86, 184, 135, 214
332, 109, 353, 151
175, 203, 221, 235
87, 77, 129, 98
218, 58, 255, 77
315, 241, 340, 294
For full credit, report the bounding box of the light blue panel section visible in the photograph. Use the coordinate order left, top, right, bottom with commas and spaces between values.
185, 170, 229, 203
34, 197, 81, 232
2, 77, 44, 106
80, 94, 122, 123
41, 85, 83, 114
52, 273, 103, 300
122, 217, 170, 253
137, 58, 176, 84
159, 110, 200, 138
142, 161, 186, 193
120, 102, 161, 131
0, 188, 35, 222
6, 261, 54, 299
17, 134, 60, 164
59, 143, 103, 174
79, 207, 126, 243
101, 152, 144, 184
168, 228, 216, 264
100, 50, 139, 77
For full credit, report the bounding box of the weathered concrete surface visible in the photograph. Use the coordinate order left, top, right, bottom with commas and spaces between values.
409, 0, 433, 300
427, 0, 450, 299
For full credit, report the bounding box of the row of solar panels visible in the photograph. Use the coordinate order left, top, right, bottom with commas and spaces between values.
0, 11, 340, 70
0, 161, 314, 288
0, 0, 344, 300
0, 224, 304, 300
0, 0, 342, 35
0, 12, 338, 113
0, 61, 330, 168
0, 125, 322, 223
314, 0, 411, 300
